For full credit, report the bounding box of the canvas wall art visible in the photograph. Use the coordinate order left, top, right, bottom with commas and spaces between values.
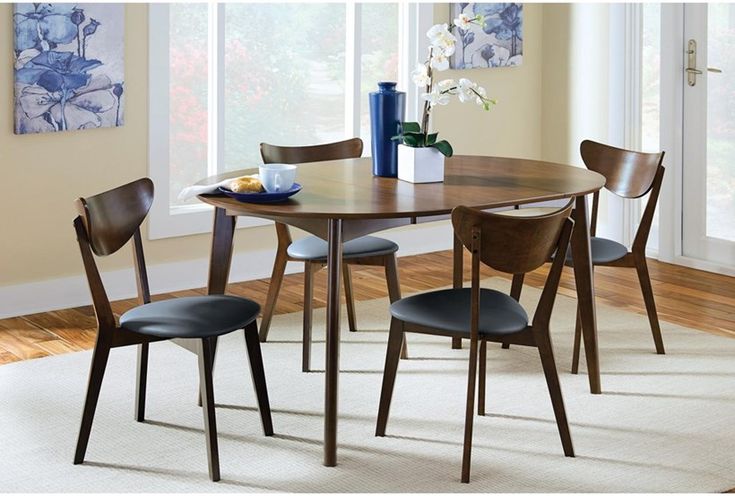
13, 3, 124, 134
450, 3, 523, 69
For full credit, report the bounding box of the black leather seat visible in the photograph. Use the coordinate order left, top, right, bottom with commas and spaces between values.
566, 236, 628, 265
120, 295, 260, 339
287, 235, 398, 261
390, 288, 529, 336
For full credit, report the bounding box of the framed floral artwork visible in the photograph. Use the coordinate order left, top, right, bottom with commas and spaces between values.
13, 3, 125, 134
450, 3, 523, 69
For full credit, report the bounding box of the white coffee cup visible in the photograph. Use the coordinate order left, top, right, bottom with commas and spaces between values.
259, 164, 297, 193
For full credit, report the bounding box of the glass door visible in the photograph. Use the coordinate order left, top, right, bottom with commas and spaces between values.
681, 3, 735, 267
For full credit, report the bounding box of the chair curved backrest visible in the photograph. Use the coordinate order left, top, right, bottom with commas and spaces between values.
260, 138, 363, 165
580, 140, 663, 199
452, 200, 574, 275
73, 178, 154, 329
451, 201, 575, 331
76, 178, 154, 256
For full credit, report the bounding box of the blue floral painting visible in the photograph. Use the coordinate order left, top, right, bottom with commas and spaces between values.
450, 3, 523, 69
13, 3, 124, 134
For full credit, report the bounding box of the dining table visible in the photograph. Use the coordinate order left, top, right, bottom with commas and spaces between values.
196, 155, 607, 467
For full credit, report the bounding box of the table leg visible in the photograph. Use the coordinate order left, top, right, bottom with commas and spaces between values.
207, 207, 236, 295
452, 233, 463, 349
571, 196, 602, 394
324, 218, 343, 467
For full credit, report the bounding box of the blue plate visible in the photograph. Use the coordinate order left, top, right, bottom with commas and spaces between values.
218, 183, 302, 203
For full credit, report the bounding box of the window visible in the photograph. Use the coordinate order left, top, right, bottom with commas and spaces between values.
149, 3, 403, 239
640, 3, 661, 253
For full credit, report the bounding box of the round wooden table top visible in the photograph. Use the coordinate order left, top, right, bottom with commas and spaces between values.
197, 155, 606, 220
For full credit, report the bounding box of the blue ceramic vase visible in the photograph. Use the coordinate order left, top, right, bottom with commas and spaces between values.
369, 81, 405, 178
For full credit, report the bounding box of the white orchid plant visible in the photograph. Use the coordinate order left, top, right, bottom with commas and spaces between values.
393, 16, 496, 157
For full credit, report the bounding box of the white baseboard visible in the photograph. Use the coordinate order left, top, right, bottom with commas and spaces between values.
0, 222, 454, 319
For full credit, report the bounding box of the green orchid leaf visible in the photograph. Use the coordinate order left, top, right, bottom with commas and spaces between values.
400, 121, 421, 133
402, 131, 427, 146
432, 140, 454, 157
426, 133, 438, 145
402, 134, 420, 147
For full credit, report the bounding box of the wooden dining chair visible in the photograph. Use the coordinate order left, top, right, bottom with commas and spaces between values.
376, 202, 576, 483
72, 178, 273, 482
258, 138, 406, 372
506, 140, 666, 371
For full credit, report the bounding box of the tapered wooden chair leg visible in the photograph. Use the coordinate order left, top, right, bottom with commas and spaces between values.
259, 249, 288, 342
74, 337, 112, 464
635, 256, 665, 354
243, 323, 274, 436
571, 308, 583, 374
478, 339, 487, 416
536, 329, 574, 457
384, 255, 408, 359
461, 338, 479, 483
198, 338, 221, 482
197, 337, 218, 406
343, 264, 358, 332
134, 342, 149, 422
376, 318, 405, 437
503, 274, 525, 349
302, 262, 315, 372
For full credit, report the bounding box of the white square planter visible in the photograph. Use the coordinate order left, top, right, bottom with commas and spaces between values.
397, 145, 445, 183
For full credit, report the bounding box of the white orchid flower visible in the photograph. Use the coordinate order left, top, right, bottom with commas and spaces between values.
457, 78, 475, 103
430, 51, 450, 71
474, 85, 488, 105
437, 79, 457, 93
422, 89, 450, 107
454, 13, 481, 30
411, 62, 431, 87
427, 23, 456, 56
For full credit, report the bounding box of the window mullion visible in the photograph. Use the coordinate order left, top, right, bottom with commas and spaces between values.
207, 2, 225, 176
345, 3, 362, 140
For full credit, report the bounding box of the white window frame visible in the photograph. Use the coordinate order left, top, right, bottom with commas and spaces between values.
148, 2, 427, 240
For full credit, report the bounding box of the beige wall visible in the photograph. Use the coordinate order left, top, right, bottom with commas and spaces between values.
1, 3, 611, 291
431, 3, 544, 160
541, 3, 611, 165
0, 4, 278, 287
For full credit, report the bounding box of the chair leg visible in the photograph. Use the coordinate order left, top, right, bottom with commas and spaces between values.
343, 263, 358, 332
243, 322, 274, 436
571, 264, 593, 374
478, 339, 487, 416
259, 248, 288, 342
134, 342, 149, 422
197, 337, 218, 407
375, 318, 405, 437
503, 274, 525, 349
198, 337, 221, 482
635, 256, 665, 355
302, 262, 315, 372
535, 328, 574, 458
384, 254, 408, 359
461, 337, 480, 483
571, 307, 583, 374
74, 335, 112, 464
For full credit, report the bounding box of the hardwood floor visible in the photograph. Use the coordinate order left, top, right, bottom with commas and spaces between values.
1, 249, 733, 365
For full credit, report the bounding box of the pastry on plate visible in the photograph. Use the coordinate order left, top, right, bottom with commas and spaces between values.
228, 176, 264, 193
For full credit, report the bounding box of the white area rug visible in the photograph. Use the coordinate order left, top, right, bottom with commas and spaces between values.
2, 278, 735, 493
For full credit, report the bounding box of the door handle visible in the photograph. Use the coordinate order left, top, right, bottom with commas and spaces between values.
687, 40, 724, 85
